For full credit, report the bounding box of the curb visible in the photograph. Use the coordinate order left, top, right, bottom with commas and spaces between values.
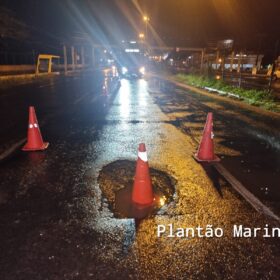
149, 72, 280, 118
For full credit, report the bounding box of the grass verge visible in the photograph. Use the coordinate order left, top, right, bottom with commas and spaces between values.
175, 74, 279, 112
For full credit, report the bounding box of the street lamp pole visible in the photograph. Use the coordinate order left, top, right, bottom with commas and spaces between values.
143, 15, 150, 44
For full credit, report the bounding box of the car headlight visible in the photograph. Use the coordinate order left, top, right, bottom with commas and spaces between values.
122, 67, 128, 74
139, 67, 145, 75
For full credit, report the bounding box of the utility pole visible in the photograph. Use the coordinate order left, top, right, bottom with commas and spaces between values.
71, 46, 75, 71
63, 45, 68, 74
143, 16, 150, 45
200, 49, 205, 74
238, 51, 243, 88
230, 51, 234, 72
221, 50, 226, 81
216, 50, 220, 71
255, 34, 265, 72
268, 39, 279, 92
81, 46, 85, 66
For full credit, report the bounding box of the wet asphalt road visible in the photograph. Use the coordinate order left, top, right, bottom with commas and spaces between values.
0, 71, 106, 153
0, 71, 280, 279
149, 77, 280, 213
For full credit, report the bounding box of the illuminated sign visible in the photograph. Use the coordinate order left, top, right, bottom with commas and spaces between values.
125, 49, 140, 53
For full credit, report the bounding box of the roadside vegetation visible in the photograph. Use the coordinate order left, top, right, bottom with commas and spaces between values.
175, 73, 280, 112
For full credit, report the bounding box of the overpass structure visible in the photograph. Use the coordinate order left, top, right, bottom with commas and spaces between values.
61, 41, 206, 73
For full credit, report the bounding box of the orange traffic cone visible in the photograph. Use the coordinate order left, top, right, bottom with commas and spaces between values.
194, 112, 220, 162
22, 106, 49, 151
132, 143, 154, 205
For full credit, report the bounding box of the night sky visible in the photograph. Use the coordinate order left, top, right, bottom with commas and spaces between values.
1, 0, 280, 51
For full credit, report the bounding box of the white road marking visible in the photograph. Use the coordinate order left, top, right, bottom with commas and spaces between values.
0, 138, 26, 161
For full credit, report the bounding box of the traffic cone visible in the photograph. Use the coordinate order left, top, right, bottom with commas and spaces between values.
132, 143, 154, 205
194, 112, 220, 162
22, 106, 49, 151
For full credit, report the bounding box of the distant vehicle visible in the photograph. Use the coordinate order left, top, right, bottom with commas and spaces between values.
117, 41, 147, 79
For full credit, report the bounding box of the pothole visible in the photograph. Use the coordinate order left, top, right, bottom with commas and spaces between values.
98, 160, 176, 219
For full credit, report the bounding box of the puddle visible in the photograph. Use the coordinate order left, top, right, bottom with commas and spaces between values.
98, 160, 176, 219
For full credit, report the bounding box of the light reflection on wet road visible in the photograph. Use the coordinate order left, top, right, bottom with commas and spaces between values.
0, 73, 279, 279
149, 77, 280, 211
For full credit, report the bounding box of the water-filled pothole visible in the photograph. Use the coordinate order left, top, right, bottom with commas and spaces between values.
98, 160, 176, 219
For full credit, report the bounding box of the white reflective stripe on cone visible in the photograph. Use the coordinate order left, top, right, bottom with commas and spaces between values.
138, 151, 148, 162
29, 123, 38, 129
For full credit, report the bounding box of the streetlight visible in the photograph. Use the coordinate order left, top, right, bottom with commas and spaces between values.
139, 33, 145, 40
143, 15, 149, 22
143, 15, 150, 43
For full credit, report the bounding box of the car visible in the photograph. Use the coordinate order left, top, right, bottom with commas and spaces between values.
121, 65, 145, 78
117, 41, 147, 79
